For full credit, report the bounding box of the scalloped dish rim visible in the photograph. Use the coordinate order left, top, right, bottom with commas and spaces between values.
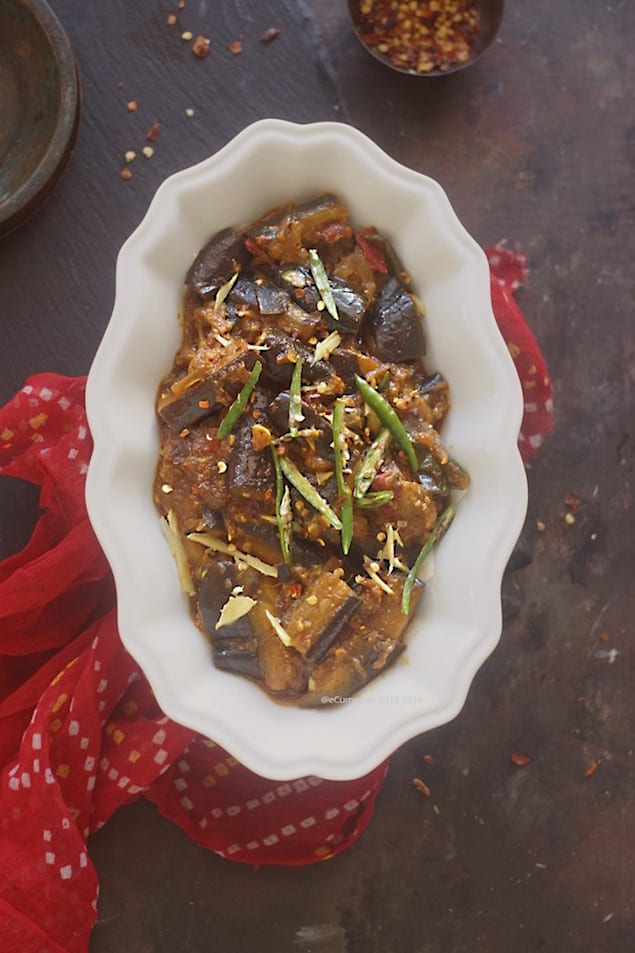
85, 120, 527, 781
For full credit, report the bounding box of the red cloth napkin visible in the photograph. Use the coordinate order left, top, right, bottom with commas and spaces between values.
0, 249, 551, 952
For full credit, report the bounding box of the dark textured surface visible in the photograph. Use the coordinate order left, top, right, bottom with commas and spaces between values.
0, 1, 633, 951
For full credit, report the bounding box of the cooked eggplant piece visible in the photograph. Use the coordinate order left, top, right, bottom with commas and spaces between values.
260, 330, 332, 384
227, 419, 274, 499
157, 378, 218, 431
186, 228, 248, 297
417, 372, 445, 394
417, 450, 450, 495
266, 391, 333, 455
300, 575, 423, 706
285, 572, 361, 663
225, 276, 259, 319
198, 561, 261, 679
254, 283, 289, 315
324, 277, 367, 334
368, 276, 426, 362
329, 347, 362, 392
275, 265, 320, 312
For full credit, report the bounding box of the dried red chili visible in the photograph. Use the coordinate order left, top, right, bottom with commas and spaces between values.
192, 35, 211, 58
147, 122, 160, 142
355, 0, 480, 74
510, 753, 531, 767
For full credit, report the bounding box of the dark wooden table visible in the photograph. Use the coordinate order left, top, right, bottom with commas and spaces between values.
1, 2, 633, 951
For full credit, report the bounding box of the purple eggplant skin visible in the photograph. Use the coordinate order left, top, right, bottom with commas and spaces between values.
186, 228, 249, 298
417, 372, 446, 394
275, 266, 320, 312
260, 330, 333, 385
255, 283, 289, 315
368, 276, 426, 362
227, 419, 275, 500
225, 276, 259, 320
303, 589, 362, 664
198, 560, 261, 679
266, 392, 333, 457
157, 379, 218, 431
329, 348, 362, 392
324, 277, 367, 334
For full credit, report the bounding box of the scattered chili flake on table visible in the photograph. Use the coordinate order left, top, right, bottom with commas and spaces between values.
228, 40, 243, 55
261, 27, 280, 43
127, 100, 138, 112
166, 13, 177, 26
120, 167, 133, 181
412, 777, 431, 796
510, 753, 531, 767
422, 754, 434, 765
355, 0, 481, 73
147, 122, 160, 141
585, 761, 598, 777
564, 492, 582, 511
192, 34, 211, 57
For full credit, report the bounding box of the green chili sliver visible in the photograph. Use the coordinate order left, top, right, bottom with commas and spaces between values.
278, 454, 342, 530
355, 489, 395, 509
401, 505, 455, 615
271, 446, 292, 565
216, 360, 262, 440
355, 374, 418, 473
308, 248, 339, 323
289, 358, 304, 437
353, 427, 391, 500
333, 399, 353, 555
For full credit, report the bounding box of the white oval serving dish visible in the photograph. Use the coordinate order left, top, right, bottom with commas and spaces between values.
85, 119, 527, 781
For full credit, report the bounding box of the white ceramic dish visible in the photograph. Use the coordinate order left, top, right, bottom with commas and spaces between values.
85, 119, 527, 781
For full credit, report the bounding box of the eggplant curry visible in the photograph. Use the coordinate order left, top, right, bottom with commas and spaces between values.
154, 195, 468, 706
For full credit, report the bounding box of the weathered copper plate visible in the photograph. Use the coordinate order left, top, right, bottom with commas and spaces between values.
0, 0, 80, 236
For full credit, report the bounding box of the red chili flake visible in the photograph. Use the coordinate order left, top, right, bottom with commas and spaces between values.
564, 493, 582, 511
147, 122, 160, 142
355, 230, 388, 274
412, 777, 431, 796
198, 400, 210, 409
192, 35, 211, 58
127, 100, 138, 112
355, 0, 480, 74
288, 582, 303, 599
423, 754, 434, 765
228, 40, 243, 55
166, 13, 177, 26
120, 167, 133, 180
179, 428, 191, 438
585, 761, 598, 777
260, 27, 280, 44
178, 0, 185, 7
263, 487, 273, 501
598, 631, 609, 642
510, 753, 532, 767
